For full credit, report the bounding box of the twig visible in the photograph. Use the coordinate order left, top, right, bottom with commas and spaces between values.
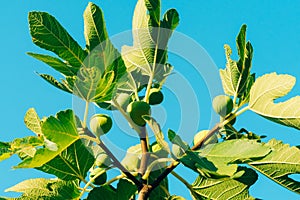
138, 126, 150, 180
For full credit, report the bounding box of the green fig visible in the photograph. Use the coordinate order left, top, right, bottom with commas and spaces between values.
126, 101, 151, 126
89, 114, 112, 137
95, 153, 112, 168
193, 130, 218, 148
212, 95, 233, 117
149, 88, 164, 105
89, 168, 107, 185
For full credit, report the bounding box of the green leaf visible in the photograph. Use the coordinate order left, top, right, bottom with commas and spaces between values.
121, 0, 178, 86
16, 110, 80, 168
192, 167, 257, 200
73, 68, 115, 102
249, 72, 300, 130
220, 25, 253, 100
145, 0, 161, 26
27, 53, 77, 77
144, 116, 170, 154
149, 169, 169, 200
0, 142, 12, 162
168, 129, 189, 151
249, 139, 300, 194
87, 186, 117, 200
81, 2, 127, 104
116, 179, 137, 200
39, 74, 72, 93
11, 136, 44, 158
24, 108, 42, 136
83, 2, 108, 51
180, 140, 271, 177
36, 140, 94, 181
5, 178, 80, 200
28, 11, 87, 68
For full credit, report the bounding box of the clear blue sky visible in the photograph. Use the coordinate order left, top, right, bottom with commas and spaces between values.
0, 0, 300, 199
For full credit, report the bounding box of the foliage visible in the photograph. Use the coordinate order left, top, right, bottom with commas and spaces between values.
0, 0, 300, 199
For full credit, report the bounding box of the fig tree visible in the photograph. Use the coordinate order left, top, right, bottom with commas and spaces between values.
126, 101, 151, 126
212, 95, 233, 117
149, 88, 163, 105
89, 114, 112, 137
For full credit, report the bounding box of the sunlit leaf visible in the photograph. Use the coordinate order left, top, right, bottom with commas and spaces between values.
249, 139, 300, 194
220, 25, 253, 100
249, 72, 300, 130
192, 167, 257, 200
36, 140, 94, 181
0, 142, 12, 162
28, 12, 87, 68
16, 110, 79, 168
5, 178, 80, 200
121, 0, 178, 88
24, 108, 42, 136
180, 140, 270, 177
27, 53, 77, 77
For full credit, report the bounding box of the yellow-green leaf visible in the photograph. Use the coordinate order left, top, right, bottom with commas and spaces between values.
249, 72, 300, 130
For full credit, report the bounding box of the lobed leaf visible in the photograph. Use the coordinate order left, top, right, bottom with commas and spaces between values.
192, 167, 257, 200
249, 139, 300, 194
5, 178, 80, 200
28, 12, 87, 68
16, 110, 80, 168
36, 140, 94, 181
24, 108, 42, 136
249, 72, 300, 130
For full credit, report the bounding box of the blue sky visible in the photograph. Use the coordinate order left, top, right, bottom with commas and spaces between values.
0, 0, 300, 199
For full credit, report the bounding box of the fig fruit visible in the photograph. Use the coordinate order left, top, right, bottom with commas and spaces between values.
126, 101, 151, 126
212, 95, 233, 117
193, 130, 218, 147
89, 168, 107, 185
95, 153, 112, 168
149, 88, 163, 105
89, 114, 112, 137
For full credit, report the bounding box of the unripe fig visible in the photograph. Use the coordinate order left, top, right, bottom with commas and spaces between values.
193, 130, 218, 147
89, 114, 112, 137
126, 101, 151, 126
149, 88, 163, 105
95, 153, 112, 168
212, 95, 233, 117
89, 168, 107, 185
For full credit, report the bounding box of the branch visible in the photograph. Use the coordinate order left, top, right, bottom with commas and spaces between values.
138, 126, 150, 180
83, 128, 142, 189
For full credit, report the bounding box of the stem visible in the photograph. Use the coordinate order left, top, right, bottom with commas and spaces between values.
144, 74, 154, 103
138, 126, 149, 180
83, 101, 89, 128
78, 179, 95, 199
